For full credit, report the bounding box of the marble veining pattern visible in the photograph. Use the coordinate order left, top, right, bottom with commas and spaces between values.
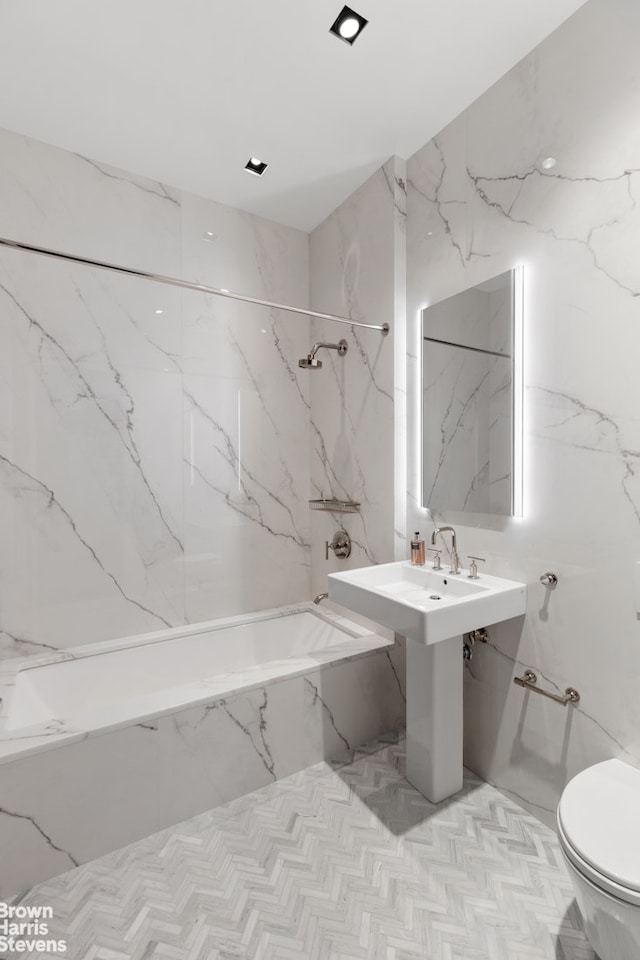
0, 604, 393, 762
406, 0, 640, 823
309, 159, 399, 598
0, 125, 312, 660
0, 620, 405, 896
5, 737, 595, 959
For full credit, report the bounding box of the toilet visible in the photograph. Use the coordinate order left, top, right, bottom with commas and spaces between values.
557, 759, 640, 960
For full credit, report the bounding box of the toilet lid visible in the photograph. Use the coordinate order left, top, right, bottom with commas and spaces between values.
558, 759, 640, 898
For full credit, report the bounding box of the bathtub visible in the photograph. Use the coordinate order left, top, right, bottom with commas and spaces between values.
0, 603, 405, 897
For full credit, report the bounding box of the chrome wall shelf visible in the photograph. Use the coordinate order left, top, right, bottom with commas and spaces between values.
309, 498, 360, 514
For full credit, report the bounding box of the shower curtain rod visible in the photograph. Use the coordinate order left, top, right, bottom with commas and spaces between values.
0, 236, 389, 335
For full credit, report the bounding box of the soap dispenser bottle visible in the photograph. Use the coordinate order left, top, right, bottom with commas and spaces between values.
410, 532, 425, 566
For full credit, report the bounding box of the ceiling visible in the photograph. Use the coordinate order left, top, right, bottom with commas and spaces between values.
0, 0, 588, 232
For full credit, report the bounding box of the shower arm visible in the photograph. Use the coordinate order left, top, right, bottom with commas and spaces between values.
309, 340, 347, 359
299, 338, 348, 368
0, 236, 390, 335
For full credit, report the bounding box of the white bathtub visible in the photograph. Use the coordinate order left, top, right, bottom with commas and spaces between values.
0, 603, 405, 897
3, 605, 389, 736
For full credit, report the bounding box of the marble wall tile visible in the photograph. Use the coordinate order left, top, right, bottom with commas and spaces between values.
182, 365, 310, 621
0, 252, 186, 655
0, 641, 405, 896
179, 191, 310, 380
157, 679, 305, 829
179, 198, 311, 620
0, 127, 181, 276
304, 645, 406, 767
0, 127, 311, 660
0, 723, 159, 897
308, 159, 400, 596
393, 160, 408, 562
406, 0, 640, 821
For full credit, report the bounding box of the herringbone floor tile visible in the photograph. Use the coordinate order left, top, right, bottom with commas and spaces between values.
7, 736, 594, 960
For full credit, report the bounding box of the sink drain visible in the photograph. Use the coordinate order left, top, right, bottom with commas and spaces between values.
429, 594, 442, 600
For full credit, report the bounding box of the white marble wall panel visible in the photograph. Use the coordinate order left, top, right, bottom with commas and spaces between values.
0, 723, 159, 898
0, 127, 311, 659
406, 0, 640, 824
0, 253, 186, 655
308, 159, 401, 595
0, 127, 181, 276
182, 363, 310, 621
304, 644, 406, 766
179, 193, 311, 621
393, 161, 408, 562
0, 645, 403, 896
157, 678, 305, 828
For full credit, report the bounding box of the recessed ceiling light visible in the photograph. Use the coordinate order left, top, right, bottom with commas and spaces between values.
155, 309, 164, 314
541, 156, 557, 170
330, 5, 368, 45
245, 157, 268, 176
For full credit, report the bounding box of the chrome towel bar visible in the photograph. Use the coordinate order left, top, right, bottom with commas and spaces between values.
514, 669, 580, 706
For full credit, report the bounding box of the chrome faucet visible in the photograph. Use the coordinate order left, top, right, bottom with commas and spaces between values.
313, 593, 329, 604
431, 525, 460, 574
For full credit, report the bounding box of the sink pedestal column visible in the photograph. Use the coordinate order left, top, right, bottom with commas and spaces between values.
405, 635, 463, 803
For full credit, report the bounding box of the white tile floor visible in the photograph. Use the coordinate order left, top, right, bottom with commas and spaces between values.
6, 735, 595, 959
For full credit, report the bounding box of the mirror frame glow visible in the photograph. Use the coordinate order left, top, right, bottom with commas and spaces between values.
420, 266, 524, 518
512, 265, 524, 517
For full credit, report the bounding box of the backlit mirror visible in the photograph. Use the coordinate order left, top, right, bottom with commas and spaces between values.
421, 267, 523, 517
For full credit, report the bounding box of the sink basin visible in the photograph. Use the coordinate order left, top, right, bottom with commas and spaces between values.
330, 560, 527, 805
328, 560, 527, 644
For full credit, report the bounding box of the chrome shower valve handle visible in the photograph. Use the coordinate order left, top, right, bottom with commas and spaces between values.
325, 529, 352, 560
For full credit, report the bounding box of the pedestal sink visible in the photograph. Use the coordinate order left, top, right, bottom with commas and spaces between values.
328, 561, 527, 803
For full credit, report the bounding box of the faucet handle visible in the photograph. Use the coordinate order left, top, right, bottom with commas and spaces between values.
325, 529, 352, 561
428, 548, 442, 570
467, 555, 485, 579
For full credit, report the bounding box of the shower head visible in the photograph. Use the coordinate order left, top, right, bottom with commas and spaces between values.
298, 338, 347, 369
